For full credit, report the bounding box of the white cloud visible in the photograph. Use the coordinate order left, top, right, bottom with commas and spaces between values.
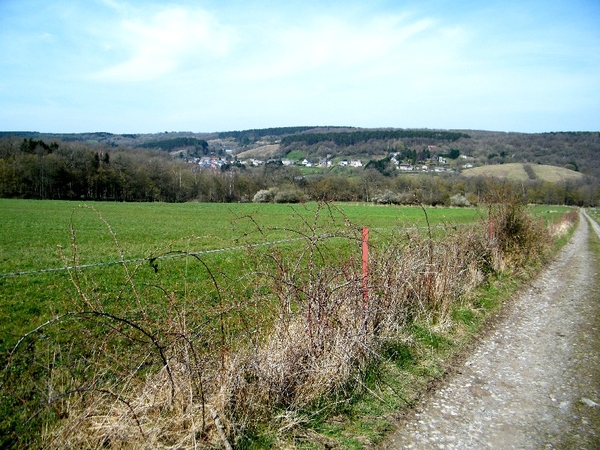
233, 14, 438, 82
93, 5, 234, 82
3, 0, 597, 133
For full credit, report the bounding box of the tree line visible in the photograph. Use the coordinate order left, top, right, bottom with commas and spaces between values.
0, 137, 598, 206
218, 126, 320, 145
280, 129, 470, 148
138, 137, 209, 153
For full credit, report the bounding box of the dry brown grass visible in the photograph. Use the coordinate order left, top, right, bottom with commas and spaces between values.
549, 210, 579, 238
461, 163, 584, 182
236, 144, 281, 160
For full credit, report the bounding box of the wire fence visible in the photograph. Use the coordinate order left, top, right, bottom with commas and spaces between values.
0, 223, 472, 279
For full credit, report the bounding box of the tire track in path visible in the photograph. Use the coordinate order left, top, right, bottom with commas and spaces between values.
383, 212, 600, 449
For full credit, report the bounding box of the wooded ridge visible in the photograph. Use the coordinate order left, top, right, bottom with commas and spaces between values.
1, 127, 598, 205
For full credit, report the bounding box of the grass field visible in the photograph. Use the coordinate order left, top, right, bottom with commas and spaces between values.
461, 163, 584, 182
0, 199, 576, 448
0, 200, 486, 348
0, 199, 569, 272
0, 200, 571, 348
0, 200, 481, 269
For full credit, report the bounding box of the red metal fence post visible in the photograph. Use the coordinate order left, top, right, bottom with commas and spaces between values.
362, 226, 369, 309
488, 205, 495, 240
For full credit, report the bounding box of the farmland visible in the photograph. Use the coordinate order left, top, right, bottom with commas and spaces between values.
1, 199, 568, 275
0, 199, 574, 448
0, 200, 487, 342
461, 162, 584, 182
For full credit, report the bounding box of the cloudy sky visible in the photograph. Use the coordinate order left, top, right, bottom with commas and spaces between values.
0, 0, 598, 133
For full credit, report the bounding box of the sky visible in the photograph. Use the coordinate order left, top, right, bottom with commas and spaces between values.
0, 0, 599, 134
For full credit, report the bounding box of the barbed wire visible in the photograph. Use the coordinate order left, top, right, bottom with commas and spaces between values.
0, 223, 471, 278
0, 236, 311, 278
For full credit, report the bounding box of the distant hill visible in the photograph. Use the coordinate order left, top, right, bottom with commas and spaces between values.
2, 128, 598, 206
461, 163, 584, 182
2, 127, 599, 178
217, 128, 600, 179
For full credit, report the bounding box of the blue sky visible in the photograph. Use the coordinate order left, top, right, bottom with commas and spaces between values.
0, 0, 598, 133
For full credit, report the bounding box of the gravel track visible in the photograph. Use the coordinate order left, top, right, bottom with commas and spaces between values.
384, 211, 600, 449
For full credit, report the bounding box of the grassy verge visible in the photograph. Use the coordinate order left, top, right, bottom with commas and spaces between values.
568, 213, 600, 447
295, 209, 579, 448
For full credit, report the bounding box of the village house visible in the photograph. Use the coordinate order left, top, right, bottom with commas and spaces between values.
240, 158, 264, 167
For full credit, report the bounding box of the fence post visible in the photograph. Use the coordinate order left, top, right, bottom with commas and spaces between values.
362, 227, 369, 309
487, 205, 494, 240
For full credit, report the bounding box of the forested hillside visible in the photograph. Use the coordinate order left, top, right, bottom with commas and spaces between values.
0, 127, 598, 205
455, 131, 600, 176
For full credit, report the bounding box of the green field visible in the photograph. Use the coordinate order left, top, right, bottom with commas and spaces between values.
1, 201, 479, 347
0, 200, 570, 351
0, 200, 485, 271
0, 199, 576, 447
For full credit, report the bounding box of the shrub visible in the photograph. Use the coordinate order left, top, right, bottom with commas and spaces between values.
252, 188, 276, 203
273, 189, 306, 203
485, 192, 551, 269
449, 194, 471, 207
372, 190, 401, 205
253, 187, 306, 203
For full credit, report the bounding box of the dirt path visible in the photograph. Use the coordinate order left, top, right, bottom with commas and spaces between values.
383, 211, 600, 449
